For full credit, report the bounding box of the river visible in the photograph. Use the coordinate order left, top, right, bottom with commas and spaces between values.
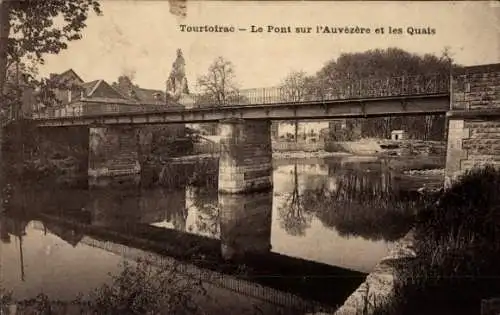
0, 155, 442, 312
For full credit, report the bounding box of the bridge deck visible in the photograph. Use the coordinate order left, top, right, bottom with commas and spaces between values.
32, 93, 449, 127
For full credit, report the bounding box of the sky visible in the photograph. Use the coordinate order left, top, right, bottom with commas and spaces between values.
38, 1, 500, 92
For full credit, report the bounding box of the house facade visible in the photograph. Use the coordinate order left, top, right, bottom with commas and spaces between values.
38, 69, 183, 116
275, 121, 330, 142
35, 69, 185, 140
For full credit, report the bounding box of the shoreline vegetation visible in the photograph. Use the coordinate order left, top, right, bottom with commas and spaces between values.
352, 166, 500, 315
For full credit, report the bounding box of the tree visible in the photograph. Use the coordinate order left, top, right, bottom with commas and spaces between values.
0, 0, 102, 96
195, 56, 240, 135
196, 56, 239, 107
314, 47, 456, 141
279, 71, 315, 142
0, 0, 101, 178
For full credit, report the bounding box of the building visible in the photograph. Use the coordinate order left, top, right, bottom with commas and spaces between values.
275, 121, 330, 142
33, 69, 186, 140
112, 75, 167, 105
391, 130, 407, 141
38, 69, 184, 116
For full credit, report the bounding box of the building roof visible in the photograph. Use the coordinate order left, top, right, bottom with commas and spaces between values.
80, 80, 100, 96
112, 75, 167, 104
131, 87, 166, 104
50, 70, 171, 106
49, 68, 84, 85
80, 79, 127, 100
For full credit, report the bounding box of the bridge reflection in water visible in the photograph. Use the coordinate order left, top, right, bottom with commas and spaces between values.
220, 192, 273, 260
0, 157, 435, 308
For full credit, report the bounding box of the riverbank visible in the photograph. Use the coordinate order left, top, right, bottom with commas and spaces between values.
331, 230, 417, 315
165, 151, 351, 162
318, 167, 500, 315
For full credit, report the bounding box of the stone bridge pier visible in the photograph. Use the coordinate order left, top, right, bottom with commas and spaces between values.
218, 119, 273, 194
88, 126, 141, 187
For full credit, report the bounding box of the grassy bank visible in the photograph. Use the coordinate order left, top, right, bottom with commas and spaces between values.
368, 167, 500, 315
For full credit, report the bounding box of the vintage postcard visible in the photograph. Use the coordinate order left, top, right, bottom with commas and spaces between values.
0, 1, 499, 314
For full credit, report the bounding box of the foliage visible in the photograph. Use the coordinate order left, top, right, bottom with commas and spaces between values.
0, 257, 207, 315
414, 166, 500, 280
315, 47, 454, 83
279, 47, 454, 141
0, 0, 101, 126
370, 167, 500, 315
319, 47, 453, 141
90, 257, 207, 315
5, 0, 101, 63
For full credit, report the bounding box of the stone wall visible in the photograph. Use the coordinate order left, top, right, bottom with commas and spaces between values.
445, 64, 500, 187
317, 230, 417, 315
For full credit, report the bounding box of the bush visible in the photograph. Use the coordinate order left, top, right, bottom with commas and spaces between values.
377, 166, 500, 314
89, 257, 207, 315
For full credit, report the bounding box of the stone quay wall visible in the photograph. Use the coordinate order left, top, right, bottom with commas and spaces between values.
445, 64, 500, 187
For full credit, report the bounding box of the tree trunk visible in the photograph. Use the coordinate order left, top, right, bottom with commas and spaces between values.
0, 0, 10, 95
0, 0, 10, 187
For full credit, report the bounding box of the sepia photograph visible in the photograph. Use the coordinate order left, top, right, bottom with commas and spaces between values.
0, 0, 499, 314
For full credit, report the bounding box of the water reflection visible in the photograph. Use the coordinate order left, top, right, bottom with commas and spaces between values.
274, 159, 422, 243
0, 156, 438, 302
277, 165, 312, 237
220, 192, 272, 260
2, 157, 430, 263
186, 186, 219, 238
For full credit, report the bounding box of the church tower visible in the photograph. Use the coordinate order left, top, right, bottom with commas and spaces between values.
166, 49, 189, 102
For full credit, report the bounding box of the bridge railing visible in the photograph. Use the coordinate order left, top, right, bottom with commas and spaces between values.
30, 101, 181, 120
184, 73, 450, 107
0, 103, 27, 127
26, 73, 450, 120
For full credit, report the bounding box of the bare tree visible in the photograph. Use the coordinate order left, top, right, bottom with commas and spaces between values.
279, 71, 313, 141
196, 56, 239, 107
195, 57, 240, 135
